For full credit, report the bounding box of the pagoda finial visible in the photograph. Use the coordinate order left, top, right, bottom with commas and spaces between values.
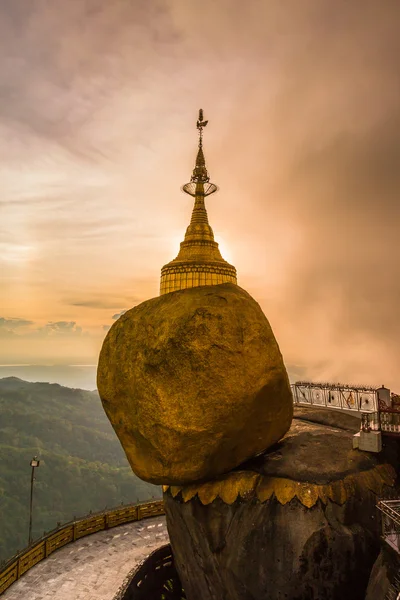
183, 109, 217, 196
196, 108, 208, 150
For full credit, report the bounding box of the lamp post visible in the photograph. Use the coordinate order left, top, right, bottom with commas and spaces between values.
28, 456, 40, 546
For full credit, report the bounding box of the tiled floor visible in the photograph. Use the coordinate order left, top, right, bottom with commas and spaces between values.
3, 516, 168, 600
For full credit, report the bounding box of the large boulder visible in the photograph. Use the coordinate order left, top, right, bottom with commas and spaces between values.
97, 283, 292, 485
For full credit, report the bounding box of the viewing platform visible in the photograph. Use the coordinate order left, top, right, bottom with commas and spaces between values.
0, 501, 167, 600
291, 382, 400, 437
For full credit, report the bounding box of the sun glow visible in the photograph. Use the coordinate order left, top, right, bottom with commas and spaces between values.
0, 243, 35, 263
217, 236, 235, 266
168, 233, 183, 258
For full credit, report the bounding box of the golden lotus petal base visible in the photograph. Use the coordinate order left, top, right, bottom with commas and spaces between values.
163, 463, 396, 508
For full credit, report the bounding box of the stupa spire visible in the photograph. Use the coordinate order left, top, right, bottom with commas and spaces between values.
160, 110, 237, 296
190, 108, 209, 184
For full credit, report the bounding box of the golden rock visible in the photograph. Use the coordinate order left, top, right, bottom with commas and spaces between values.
97, 283, 293, 485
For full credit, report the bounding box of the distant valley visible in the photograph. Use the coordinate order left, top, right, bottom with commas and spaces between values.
0, 377, 160, 564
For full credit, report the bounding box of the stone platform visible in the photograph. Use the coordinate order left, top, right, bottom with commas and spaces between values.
2, 516, 168, 600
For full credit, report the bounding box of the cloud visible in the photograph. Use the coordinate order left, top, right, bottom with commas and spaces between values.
69, 300, 122, 309
0, 317, 102, 366
35, 321, 86, 337
0, 329, 17, 339
0, 318, 87, 338
112, 310, 127, 320
0, 0, 176, 162
0, 318, 35, 338
66, 293, 144, 310
0, 318, 34, 329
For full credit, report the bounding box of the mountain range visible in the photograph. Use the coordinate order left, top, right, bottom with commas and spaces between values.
0, 377, 160, 564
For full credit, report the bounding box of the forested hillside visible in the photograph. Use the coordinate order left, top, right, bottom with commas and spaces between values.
0, 377, 160, 564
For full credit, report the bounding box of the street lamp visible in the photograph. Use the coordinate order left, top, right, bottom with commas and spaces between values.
28, 456, 40, 546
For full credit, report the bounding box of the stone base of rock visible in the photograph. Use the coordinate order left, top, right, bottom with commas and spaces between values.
163, 411, 398, 600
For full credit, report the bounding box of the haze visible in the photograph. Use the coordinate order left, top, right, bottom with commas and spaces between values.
1, 0, 399, 391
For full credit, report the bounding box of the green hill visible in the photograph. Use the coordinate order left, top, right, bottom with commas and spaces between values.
0, 377, 161, 564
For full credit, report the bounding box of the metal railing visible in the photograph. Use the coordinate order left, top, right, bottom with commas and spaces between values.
0, 499, 164, 596
384, 575, 400, 600
377, 500, 400, 555
291, 382, 379, 413
292, 382, 400, 437
380, 409, 400, 436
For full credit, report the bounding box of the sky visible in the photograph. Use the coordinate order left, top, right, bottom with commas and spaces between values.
1, 0, 400, 391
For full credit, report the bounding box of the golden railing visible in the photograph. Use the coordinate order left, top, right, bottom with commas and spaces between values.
0, 499, 164, 596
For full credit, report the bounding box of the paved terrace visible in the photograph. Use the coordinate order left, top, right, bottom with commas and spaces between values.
2, 516, 168, 600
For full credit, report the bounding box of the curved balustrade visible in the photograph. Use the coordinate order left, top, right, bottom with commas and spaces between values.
0, 499, 164, 596
115, 544, 186, 600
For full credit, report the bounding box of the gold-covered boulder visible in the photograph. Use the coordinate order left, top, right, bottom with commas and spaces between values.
97, 283, 293, 485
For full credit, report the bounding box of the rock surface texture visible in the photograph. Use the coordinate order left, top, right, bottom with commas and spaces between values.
365, 545, 400, 600
163, 410, 398, 600
97, 283, 293, 485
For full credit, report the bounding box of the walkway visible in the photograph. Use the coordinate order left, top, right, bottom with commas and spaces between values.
2, 516, 168, 600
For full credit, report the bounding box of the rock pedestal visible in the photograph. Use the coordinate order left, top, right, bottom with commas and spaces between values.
163, 411, 397, 600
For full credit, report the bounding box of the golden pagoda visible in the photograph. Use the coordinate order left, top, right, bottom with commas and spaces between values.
160, 110, 237, 295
